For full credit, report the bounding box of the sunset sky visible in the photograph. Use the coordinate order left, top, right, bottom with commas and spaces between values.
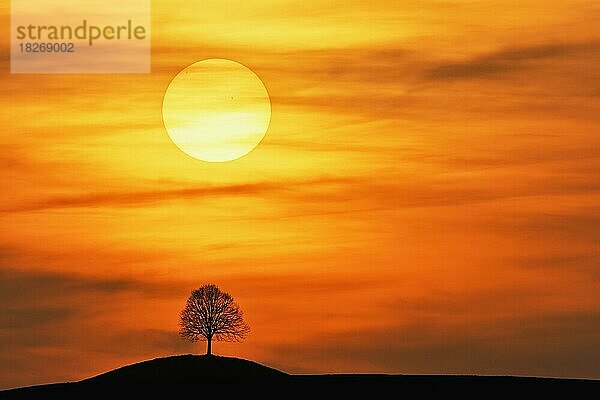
1, 0, 599, 389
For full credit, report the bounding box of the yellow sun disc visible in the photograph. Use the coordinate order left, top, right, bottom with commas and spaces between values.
162, 59, 271, 162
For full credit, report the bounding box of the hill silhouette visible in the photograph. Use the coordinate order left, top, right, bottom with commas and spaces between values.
2, 354, 598, 397
87, 354, 286, 382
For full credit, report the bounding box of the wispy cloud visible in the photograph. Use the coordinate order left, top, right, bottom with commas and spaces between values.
423, 41, 600, 81
0, 266, 193, 388
269, 311, 600, 378
0, 176, 356, 214
0, 267, 183, 306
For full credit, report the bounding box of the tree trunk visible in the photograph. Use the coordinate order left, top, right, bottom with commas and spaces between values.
206, 337, 212, 355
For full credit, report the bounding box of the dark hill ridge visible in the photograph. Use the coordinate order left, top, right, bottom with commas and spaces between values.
2, 354, 598, 397
87, 354, 286, 383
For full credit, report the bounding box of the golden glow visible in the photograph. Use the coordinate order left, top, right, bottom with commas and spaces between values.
162, 59, 271, 162
1, 0, 599, 390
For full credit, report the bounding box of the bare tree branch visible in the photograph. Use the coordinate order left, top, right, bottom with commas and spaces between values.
179, 284, 250, 355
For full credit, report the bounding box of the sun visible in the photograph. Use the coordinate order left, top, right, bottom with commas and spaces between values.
162, 59, 271, 162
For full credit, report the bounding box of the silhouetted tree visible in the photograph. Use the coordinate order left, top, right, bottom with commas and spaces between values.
179, 284, 250, 355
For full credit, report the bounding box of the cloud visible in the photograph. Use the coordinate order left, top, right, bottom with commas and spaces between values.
155, 40, 600, 121
0, 307, 73, 329
423, 41, 600, 81
268, 311, 600, 379
0, 267, 186, 330
0, 327, 194, 389
151, 42, 419, 119
488, 211, 600, 247
0, 176, 356, 214
288, 174, 600, 214
0, 267, 156, 301
508, 253, 600, 280
0, 266, 192, 389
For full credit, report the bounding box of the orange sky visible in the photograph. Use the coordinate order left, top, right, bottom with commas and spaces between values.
1, 0, 599, 389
